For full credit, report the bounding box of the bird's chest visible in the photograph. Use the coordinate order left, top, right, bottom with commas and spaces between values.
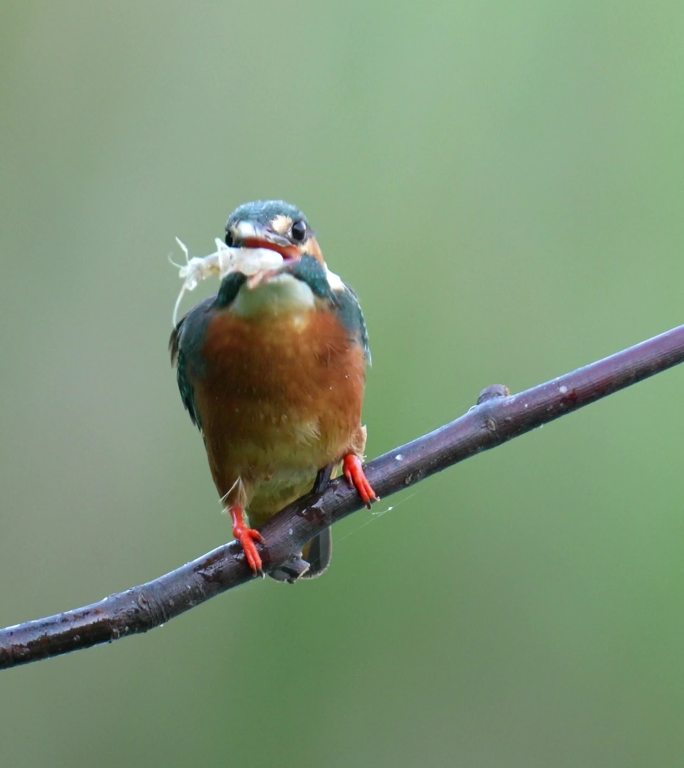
193, 306, 366, 469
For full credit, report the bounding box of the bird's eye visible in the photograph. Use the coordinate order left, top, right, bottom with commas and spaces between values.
291, 220, 307, 242
225, 229, 235, 247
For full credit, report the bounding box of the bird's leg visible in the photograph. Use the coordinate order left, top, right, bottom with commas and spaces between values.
343, 454, 378, 508
312, 463, 335, 494
229, 504, 264, 574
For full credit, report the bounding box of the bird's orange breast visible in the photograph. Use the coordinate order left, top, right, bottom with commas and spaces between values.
193, 306, 367, 522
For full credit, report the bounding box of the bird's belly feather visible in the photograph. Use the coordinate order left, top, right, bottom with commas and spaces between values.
192, 307, 367, 522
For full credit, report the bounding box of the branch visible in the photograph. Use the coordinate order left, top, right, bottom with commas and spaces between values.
2, 325, 683, 670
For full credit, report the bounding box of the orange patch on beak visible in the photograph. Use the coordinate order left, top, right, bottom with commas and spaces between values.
243, 238, 300, 261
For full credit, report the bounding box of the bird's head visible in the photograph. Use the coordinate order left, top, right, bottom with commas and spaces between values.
225, 200, 324, 266
216, 200, 349, 318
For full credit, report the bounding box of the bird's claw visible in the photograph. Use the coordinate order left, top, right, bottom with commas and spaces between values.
233, 523, 265, 574
343, 454, 378, 508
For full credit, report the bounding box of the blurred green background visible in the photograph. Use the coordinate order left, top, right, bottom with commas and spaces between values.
2, 2, 683, 766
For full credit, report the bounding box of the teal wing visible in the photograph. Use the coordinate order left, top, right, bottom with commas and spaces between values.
333, 280, 371, 364
170, 273, 248, 430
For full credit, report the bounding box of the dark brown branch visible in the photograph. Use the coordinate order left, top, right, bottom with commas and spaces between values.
2, 324, 683, 670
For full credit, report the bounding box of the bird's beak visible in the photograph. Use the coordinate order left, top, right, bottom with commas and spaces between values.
229, 221, 299, 261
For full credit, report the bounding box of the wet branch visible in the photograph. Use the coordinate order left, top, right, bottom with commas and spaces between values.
2, 324, 683, 670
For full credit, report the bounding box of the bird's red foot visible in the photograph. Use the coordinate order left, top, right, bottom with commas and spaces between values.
230, 505, 264, 574
343, 454, 378, 508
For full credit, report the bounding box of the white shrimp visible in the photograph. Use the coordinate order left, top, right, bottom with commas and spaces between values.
170, 237, 283, 325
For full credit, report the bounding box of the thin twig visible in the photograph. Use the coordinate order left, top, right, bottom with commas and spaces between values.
1, 324, 683, 670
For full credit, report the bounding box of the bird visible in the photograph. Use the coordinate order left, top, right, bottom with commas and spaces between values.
170, 200, 377, 579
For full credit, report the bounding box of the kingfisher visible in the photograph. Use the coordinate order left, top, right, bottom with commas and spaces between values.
170, 200, 377, 579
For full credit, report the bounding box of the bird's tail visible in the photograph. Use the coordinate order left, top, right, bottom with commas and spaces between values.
300, 527, 333, 578
268, 527, 333, 582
